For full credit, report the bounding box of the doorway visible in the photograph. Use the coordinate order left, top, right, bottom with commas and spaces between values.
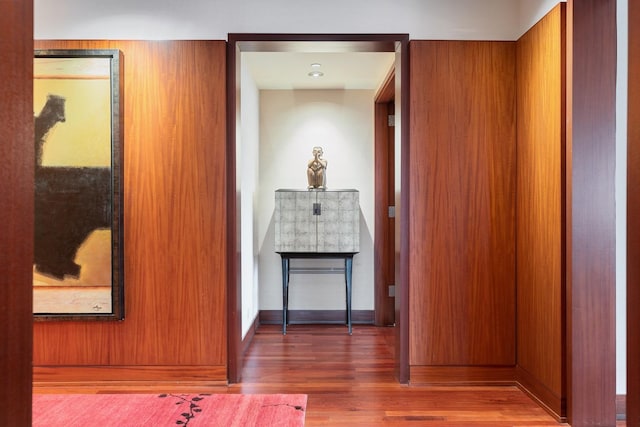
226, 34, 409, 383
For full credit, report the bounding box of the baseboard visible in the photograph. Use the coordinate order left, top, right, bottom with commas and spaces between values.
409, 365, 569, 423
259, 309, 375, 325
241, 314, 260, 356
409, 366, 516, 386
33, 365, 228, 391
32, 380, 229, 393
617, 394, 626, 421
515, 365, 566, 422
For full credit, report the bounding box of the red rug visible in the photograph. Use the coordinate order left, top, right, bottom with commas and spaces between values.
33, 393, 307, 426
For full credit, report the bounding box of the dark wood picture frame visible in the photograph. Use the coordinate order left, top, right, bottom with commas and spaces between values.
33, 49, 124, 321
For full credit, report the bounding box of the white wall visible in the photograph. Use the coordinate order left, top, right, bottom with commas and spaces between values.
257, 90, 375, 313
34, 0, 521, 41
517, 0, 566, 39
240, 61, 261, 338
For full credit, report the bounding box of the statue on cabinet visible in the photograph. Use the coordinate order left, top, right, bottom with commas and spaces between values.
307, 146, 327, 189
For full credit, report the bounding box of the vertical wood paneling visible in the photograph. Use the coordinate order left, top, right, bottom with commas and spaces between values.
515, 4, 565, 418
567, 0, 617, 424
628, 0, 640, 423
32, 41, 227, 377
0, 1, 33, 424
409, 41, 516, 367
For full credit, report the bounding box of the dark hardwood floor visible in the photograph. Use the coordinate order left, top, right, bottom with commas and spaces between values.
231, 324, 592, 426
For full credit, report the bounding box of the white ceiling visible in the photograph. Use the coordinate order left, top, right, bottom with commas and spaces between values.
243, 51, 396, 91
35, 0, 528, 41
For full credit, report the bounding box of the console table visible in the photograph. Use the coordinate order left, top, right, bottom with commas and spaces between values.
278, 252, 356, 335
274, 189, 360, 335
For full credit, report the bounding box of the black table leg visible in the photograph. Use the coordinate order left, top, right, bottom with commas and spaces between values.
345, 256, 353, 335
278, 252, 356, 335
281, 256, 289, 335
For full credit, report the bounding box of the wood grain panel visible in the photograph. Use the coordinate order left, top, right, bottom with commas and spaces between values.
628, 0, 640, 423
409, 41, 517, 366
0, 1, 34, 424
33, 366, 227, 383
566, 0, 617, 424
32, 41, 227, 381
515, 4, 565, 418
410, 366, 516, 385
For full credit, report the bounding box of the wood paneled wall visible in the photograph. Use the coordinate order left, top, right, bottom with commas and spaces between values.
32, 41, 228, 386
628, 0, 640, 423
515, 4, 565, 419
408, 41, 517, 379
567, 0, 617, 424
0, 1, 34, 424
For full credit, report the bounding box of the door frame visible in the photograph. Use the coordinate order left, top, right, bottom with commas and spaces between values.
374, 69, 396, 327
226, 33, 410, 383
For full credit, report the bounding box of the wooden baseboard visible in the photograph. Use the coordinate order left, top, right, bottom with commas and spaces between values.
617, 394, 626, 421
515, 365, 566, 422
409, 365, 570, 423
259, 309, 375, 325
32, 381, 230, 394
409, 366, 516, 386
33, 365, 228, 392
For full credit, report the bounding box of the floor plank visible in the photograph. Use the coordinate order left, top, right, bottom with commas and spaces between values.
231, 324, 625, 426
33, 324, 626, 426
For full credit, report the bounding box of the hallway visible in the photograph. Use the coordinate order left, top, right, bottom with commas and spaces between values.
231, 324, 590, 426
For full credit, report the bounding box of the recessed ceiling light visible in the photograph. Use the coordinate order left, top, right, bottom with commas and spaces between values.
308, 71, 324, 78
310, 63, 322, 68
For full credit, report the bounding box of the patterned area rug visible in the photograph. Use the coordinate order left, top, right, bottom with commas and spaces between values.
33, 393, 307, 426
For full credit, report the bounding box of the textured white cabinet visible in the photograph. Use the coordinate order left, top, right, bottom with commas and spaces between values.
274, 189, 359, 253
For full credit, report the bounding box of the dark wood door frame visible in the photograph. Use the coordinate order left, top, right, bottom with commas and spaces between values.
374, 69, 396, 327
226, 33, 410, 384
566, 0, 618, 424
1, 0, 34, 425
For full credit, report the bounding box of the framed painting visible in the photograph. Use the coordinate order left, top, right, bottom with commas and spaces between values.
33, 49, 124, 320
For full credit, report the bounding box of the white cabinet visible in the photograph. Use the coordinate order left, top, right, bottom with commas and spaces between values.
274, 189, 359, 253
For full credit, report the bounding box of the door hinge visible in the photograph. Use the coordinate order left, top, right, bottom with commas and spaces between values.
388, 206, 395, 218
388, 285, 396, 297
388, 114, 395, 127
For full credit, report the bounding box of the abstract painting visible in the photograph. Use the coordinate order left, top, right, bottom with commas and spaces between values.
33, 49, 124, 320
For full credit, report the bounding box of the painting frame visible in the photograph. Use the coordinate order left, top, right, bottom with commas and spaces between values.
33, 49, 124, 321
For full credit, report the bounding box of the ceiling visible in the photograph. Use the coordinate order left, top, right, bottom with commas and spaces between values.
242, 51, 396, 91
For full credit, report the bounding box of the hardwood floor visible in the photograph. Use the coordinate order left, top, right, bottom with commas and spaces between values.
33, 324, 626, 426
231, 324, 588, 426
